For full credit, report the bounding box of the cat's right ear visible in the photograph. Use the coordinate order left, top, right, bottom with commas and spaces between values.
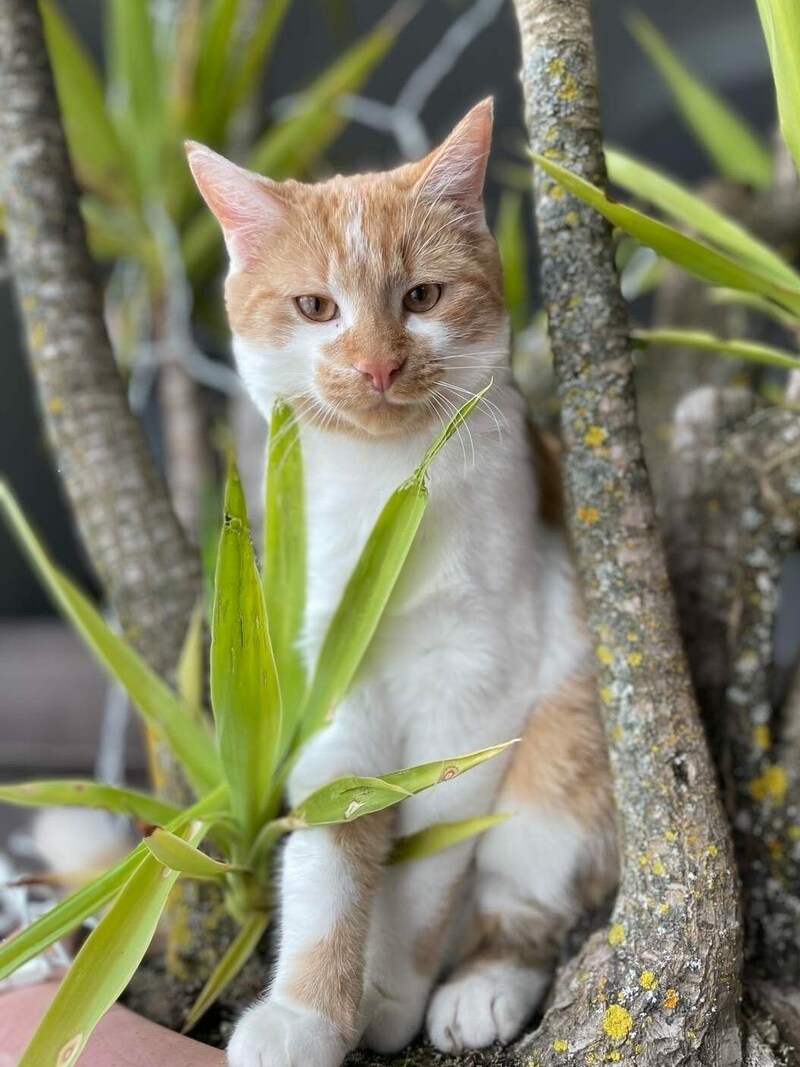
185, 142, 285, 270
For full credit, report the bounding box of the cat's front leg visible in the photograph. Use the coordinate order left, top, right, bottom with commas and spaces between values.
360, 752, 509, 1054
228, 717, 394, 1067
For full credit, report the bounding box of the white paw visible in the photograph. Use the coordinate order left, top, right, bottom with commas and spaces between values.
426, 964, 548, 1054
359, 980, 429, 1054
227, 999, 349, 1067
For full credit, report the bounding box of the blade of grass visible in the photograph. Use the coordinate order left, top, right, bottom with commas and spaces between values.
389, 812, 510, 864
628, 11, 772, 187
177, 603, 205, 718
495, 191, 530, 334
264, 400, 306, 750
632, 328, 800, 371
0, 482, 220, 795
40, 0, 133, 204
532, 153, 800, 317
291, 742, 514, 826
144, 827, 231, 878
605, 147, 800, 290
0, 786, 226, 983
299, 390, 487, 745
708, 287, 800, 330
212, 463, 282, 839
755, 0, 800, 178
16, 824, 206, 1067
0, 781, 179, 827
182, 910, 270, 1033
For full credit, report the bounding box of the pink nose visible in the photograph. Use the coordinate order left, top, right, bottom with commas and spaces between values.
355, 360, 404, 393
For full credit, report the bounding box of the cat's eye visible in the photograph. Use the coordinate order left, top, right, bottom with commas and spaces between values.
403, 283, 442, 313
295, 295, 339, 322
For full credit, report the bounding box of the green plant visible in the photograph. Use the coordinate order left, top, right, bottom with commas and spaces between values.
532, 3, 800, 372
0, 391, 509, 1064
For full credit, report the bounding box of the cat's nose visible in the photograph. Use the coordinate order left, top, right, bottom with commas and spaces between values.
354, 359, 405, 393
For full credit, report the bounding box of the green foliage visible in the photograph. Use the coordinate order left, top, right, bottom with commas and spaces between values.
628, 11, 772, 188
755, 0, 800, 178
0, 393, 509, 1050
632, 329, 800, 371
36, 0, 399, 301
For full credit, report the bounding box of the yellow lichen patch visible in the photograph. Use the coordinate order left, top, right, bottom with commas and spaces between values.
664, 829, 677, 842
558, 74, 579, 101
627, 651, 642, 667
639, 971, 657, 990
611, 723, 622, 741
637, 852, 650, 867
651, 859, 666, 877
626, 631, 639, 643
547, 56, 565, 76
577, 505, 600, 524
706, 843, 718, 858
748, 763, 787, 805
564, 210, 580, 226
29, 322, 46, 349
584, 425, 607, 448
600, 686, 613, 704
663, 988, 679, 1010
608, 922, 625, 946
752, 724, 771, 750
602, 1004, 633, 1042
596, 644, 613, 665
550, 183, 565, 200
606, 1052, 621, 1062
788, 824, 800, 840
552, 1039, 569, 1052
568, 293, 582, 308
48, 395, 65, 414
657, 902, 670, 915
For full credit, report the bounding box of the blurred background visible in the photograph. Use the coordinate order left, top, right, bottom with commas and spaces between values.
0, 0, 779, 850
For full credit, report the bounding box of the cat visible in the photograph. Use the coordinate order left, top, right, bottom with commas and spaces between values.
187, 98, 618, 1067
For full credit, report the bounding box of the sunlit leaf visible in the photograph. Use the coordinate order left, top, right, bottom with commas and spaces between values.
182, 910, 270, 1033
532, 153, 800, 317
495, 191, 530, 334
628, 11, 772, 187
264, 400, 306, 755
605, 148, 800, 290
0, 482, 220, 795
144, 827, 230, 878
756, 0, 800, 178
177, 603, 205, 718
632, 328, 800, 371
708, 287, 800, 330
291, 742, 514, 826
40, 0, 133, 204
390, 812, 510, 864
0, 780, 178, 827
211, 464, 282, 838
16, 824, 206, 1067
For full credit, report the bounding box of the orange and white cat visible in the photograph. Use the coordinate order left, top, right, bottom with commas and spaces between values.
187, 99, 617, 1067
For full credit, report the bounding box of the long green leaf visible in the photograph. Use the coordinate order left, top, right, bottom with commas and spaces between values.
190, 0, 241, 140
0, 482, 220, 794
495, 191, 530, 334
211, 464, 281, 839
628, 11, 772, 187
532, 153, 800, 316
0, 785, 226, 984
756, 0, 800, 178
106, 0, 163, 192
264, 400, 306, 752
16, 824, 205, 1067
176, 603, 205, 718
0, 780, 178, 827
605, 148, 800, 290
291, 742, 514, 827
40, 0, 132, 204
299, 391, 487, 743
632, 328, 800, 371
390, 813, 510, 864
182, 11, 399, 283
144, 827, 230, 878
182, 910, 269, 1033
225, 0, 292, 120
708, 287, 800, 330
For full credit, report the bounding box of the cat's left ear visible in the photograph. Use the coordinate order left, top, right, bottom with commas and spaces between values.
414, 97, 493, 215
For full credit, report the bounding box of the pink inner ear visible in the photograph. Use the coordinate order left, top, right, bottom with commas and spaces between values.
416, 99, 493, 210
185, 142, 285, 270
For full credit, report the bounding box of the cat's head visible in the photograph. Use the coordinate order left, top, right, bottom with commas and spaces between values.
187, 99, 506, 438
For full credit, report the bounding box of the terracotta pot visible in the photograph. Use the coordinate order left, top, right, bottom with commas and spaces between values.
0, 982, 225, 1066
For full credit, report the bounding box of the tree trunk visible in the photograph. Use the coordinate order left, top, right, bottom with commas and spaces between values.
0, 0, 234, 1012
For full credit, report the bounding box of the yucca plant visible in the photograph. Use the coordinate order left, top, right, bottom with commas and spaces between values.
532, 3, 800, 371
0, 391, 509, 1065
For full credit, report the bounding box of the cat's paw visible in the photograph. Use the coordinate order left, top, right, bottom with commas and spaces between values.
227, 999, 349, 1067
426, 964, 548, 1053
359, 979, 429, 1054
